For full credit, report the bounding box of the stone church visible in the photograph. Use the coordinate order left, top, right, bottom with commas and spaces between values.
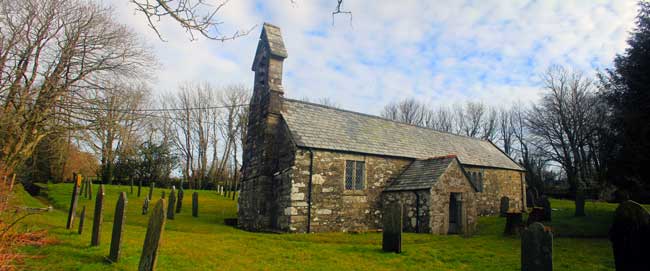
238, 23, 526, 235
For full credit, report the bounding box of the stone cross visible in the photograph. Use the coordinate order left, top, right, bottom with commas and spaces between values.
500, 196, 510, 217
138, 199, 167, 271
91, 184, 105, 246
78, 205, 86, 235
167, 187, 176, 220
142, 198, 150, 215
148, 182, 155, 200
521, 222, 552, 271
175, 189, 183, 213
609, 200, 649, 271
382, 202, 402, 253
192, 192, 198, 217
66, 173, 82, 229
109, 192, 128, 263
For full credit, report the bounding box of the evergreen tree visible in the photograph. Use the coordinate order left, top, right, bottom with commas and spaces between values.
602, 1, 650, 201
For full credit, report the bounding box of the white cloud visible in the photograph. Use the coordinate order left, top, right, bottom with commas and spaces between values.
106, 0, 637, 114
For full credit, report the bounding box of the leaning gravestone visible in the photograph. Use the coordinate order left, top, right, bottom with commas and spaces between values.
521, 222, 553, 271
504, 212, 523, 235
175, 189, 183, 213
382, 202, 402, 253
148, 182, 155, 200
192, 192, 198, 217
609, 200, 650, 271
138, 199, 167, 271
78, 206, 86, 235
66, 174, 81, 229
142, 198, 150, 215
167, 187, 176, 220
500, 196, 510, 217
109, 192, 128, 263
91, 185, 105, 246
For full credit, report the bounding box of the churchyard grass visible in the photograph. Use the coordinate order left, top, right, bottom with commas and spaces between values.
13, 183, 642, 270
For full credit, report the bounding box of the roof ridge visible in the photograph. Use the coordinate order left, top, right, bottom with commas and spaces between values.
282, 98, 490, 143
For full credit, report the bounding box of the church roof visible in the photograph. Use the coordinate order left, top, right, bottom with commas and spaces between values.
384, 157, 458, 191
281, 99, 524, 171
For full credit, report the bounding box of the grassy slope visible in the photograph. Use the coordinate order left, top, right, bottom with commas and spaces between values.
11, 183, 637, 271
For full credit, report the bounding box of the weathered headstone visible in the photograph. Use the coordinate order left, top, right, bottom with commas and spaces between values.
142, 198, 150, 215
609, 200, 650, 271
167, 187, 176, 220
88, 179, 93, 200
79, 178, 86, 200
527, 189, 537, 208
382, 202, 402, 253
192, 192, 198, 217
500, 196, 510, 217
148, 182, 155, 200
91, 185, 105, 246
109, 192, 128, 263
575, 190, 586, 217
527, 207, 545, 225
538, 196, 551, 221
78, 206, 86, 235
521, 222, 552, 271
504, 212, 523, 235
175, 189, 183, 213
66, 173, 82, 229
138, 199, 167, 271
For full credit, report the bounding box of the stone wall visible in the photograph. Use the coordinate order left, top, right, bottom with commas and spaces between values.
464, 166, 525, 215
288, 149, 412, 233
382, 190, 431, 233
429, 160, 478, 235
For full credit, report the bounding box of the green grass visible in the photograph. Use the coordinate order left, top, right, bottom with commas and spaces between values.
10, 183, 640, 270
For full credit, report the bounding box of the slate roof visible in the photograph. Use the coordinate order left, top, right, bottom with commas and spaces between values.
281, 99, 524, 171
384, 157, 456, 191
260, 23, 287, 58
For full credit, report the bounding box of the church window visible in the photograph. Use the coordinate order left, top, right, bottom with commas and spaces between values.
345, 160, 365, 190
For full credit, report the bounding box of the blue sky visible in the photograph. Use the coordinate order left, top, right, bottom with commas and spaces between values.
109, 0, 637, 114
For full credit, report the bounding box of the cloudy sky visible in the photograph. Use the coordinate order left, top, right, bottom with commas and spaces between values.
109, 0, 638, 114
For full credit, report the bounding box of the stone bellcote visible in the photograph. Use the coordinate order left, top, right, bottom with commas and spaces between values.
252, 23, 288, 95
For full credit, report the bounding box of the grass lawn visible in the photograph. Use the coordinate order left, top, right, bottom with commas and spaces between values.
9, 183, 638, 270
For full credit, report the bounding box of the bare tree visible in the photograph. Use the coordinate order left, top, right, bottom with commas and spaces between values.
0, 0, 153, 173
527, 66, 603, 215
380, 98, 428, 125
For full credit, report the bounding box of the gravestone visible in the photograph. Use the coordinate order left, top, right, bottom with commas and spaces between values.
88, 179, 93, 200
167, 187, 176, 220
148, 182, 155, 200
500, 196, 510, 217
382, 202, 402, 253
522, 222, 552, 271
176, 189, 183, 213
66, 173, 82, 229
138, 199, 167, 271
527, 207, 545, 225
137, 180, 142, 197
142, 198, 150, 215
109, 192, 128, 263
527, 189, 536, 208
91, 185, 105, 246
78, 206, 86, 235
504, 212, 523, 235
79, 179, 86, 200
609, 200, 650, 271
192, 192, 198, 217
538, 196, 551, 221
575, 190, 586, 217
